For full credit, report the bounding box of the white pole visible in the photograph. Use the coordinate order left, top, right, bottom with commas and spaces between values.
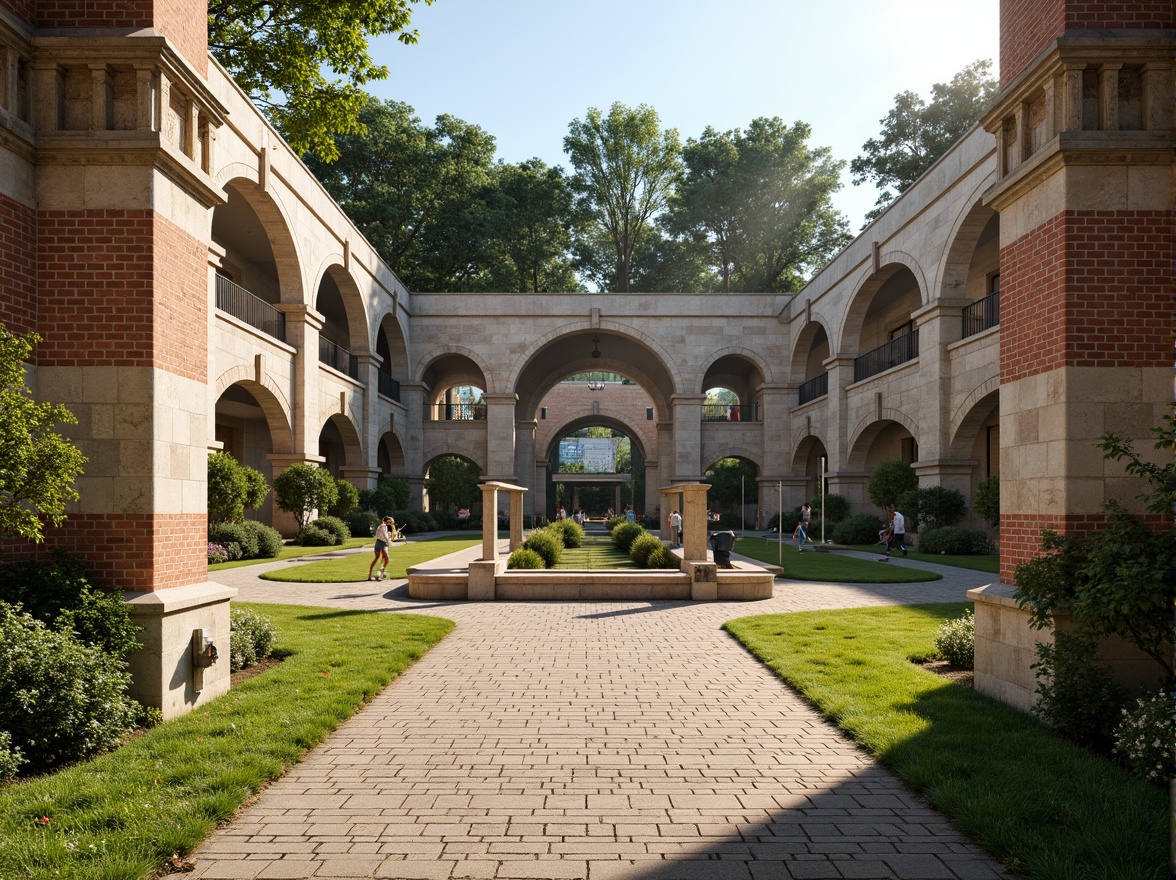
820, 456, 827, 544
777, 480, 783, 566
741, 475, 745, 533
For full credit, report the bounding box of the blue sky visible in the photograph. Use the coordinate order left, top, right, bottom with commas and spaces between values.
367, 0, 1000, 231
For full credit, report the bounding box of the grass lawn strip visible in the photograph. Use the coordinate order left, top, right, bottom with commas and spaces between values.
555, 535, 634, 569
725, 604, 1165, 880
208, 536, 373, 571
840, 544, 1000, 574
0, 603, 453, 880
260, 534, 480, 583
735, 536, 941, 583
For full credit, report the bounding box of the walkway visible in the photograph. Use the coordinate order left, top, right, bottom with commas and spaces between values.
192, 547, 1009, 880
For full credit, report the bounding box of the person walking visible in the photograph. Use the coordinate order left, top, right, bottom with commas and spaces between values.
792, 510, 809, 552
887, 508, 908, 557
368, 516, 395, 580
800, 503, 813, 544
669, 509, 682, 548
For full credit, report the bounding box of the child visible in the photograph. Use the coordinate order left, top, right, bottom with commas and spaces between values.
368, 516, 395, 581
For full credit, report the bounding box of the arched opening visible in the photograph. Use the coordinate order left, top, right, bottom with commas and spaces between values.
843, 264, 924, 382
791, 435, 830, 506
214, 382, 289, 525
422, 354, 488, 420
791, 322, 831, 404
700, 354, 765, 422
376, 313, 409, 402
849, 419, 919, 516
424, 454, 483, 513
378, 431, 407, 477
548, 421, 642, 520
318, 414, 362, 478
950, 388, 1000, 529
315, 267, 367, 379
704, 456, 759, 528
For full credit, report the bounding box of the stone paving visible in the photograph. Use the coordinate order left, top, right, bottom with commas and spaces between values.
191, 543, 1010, 880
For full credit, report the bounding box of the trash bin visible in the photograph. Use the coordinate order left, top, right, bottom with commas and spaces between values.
709, 530, 736, 568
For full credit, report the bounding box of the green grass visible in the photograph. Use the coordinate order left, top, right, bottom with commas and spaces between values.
735, 536, 941, 583
208, 537, 372, 571
554, 535, 635, 569
260, 535, 480, 583
0, 603, 453, 880
725, 605, 1166, 880
842, 544, 1000, 574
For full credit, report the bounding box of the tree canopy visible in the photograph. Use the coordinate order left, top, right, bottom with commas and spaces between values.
0, 329, 87, 542
851, 60, 998, 223
564, 103, 682, 293
424, 456, 481, 510
273, 462, 338, 531
208, 0, 433, 162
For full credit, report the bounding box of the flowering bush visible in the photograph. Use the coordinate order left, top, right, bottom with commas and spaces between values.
0, 730, 24, 782
207, 542, 231, 565
229, 607, 277, 672
934, 609, 974, 668
1112, 690, 1173, 785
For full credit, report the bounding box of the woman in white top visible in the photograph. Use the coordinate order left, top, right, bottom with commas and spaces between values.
368, 516, 396, 580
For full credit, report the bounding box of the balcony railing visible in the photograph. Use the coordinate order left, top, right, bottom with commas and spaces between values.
377, 372, 401, 401
215, 274, 286, 343
701, 404, 759, 422
428, 402, 486, 421
962, 292, 1000, 338
854, 329, 919, 382
798, 372, 829, 405
318, 336, 359, 380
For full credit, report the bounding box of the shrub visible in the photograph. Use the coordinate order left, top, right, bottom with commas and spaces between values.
241, 519, 283, 557
1032, 630, 1126, 751
868, 459, 917, 511
273, 462, 338, 532
359, 476, 410, 514
974, 474, 1000, 528
646, 544, 679, 570
344, 509, 380, 538
811, 493, 850, 524
523, 529, 562, 568
918, 527, 990, 555
605, 514, 625, 531
329, 477, 359, 517
208, 522, 260, 559
229, 607, 277, 673
915, 486, 967, 530
0, 730, 24, 782
549, 518, 585, 548
1113, 690, 1173, 785
831, 514, 886, 545
311, 515, 350, 545
207, 542, 230, 565
221, 541, 243, 561
296, 524, 334, 546
629, 533, 662, 567
431, 509, 458, 530
207, 451, 269, 523
612, 521, 645, 552
0, 552, 140, 660
934, 610, 975, 668
392, 510, 433, 535
506, 548, 545, 570
0, 603, 138, 770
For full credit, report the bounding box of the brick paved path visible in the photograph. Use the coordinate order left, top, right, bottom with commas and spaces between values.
191, 550, 1009, 880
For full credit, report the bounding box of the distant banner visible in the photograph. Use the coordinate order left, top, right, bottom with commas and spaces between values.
559, 438, 616, 473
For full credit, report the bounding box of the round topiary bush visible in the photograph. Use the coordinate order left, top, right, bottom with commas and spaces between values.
297, 524, 334, 546
629, 533, 662, 567
646, 544, 679, 569
209, 522, 260, 559
934, 610, 974, 668
812, 493, 851, 524
605, 514, 625, 531
507, 548, 545, 570
523, 529, 562, 568
241, 519, 283, 557
344, 509, 380, 537
312, 515, 351, 545
550, 518, 585, 548
0, 604, 138, 770
831, 514, 887, 545
917, 527, 990, 555
612, 521, 645, 551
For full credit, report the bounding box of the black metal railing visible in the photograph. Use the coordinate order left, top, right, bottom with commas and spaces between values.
854, 329, 919, 382
962, 291, 1000, 338
378, 372, 401, 401
215, 275, 286, 343
701, 404, 759, 422
798, 372, 829, 405
427, 402, 486, 421
318, 336, 359, 380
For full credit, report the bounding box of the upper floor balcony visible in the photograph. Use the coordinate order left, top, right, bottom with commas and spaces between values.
319, 336, 359, 380
378, 373, 401, 402
215, 274, 286, 343
854, 330, 919, 383
962, 291, 999, 339
702, 404, 760, 423
798, 372, 828, 406
427, 402, 486, 421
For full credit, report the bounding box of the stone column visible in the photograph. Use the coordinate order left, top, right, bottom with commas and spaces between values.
400, 382, 428, 511
509, 489, 524, 551
278, 304, 325, 458
757, 384, 791, 484
823, 355, 856, 474
643, 461, 660, 518
482, 393, 518, 482
658, 487, 674, 541
670, 394, 705, 481
664, 482, 717, 600
357, 352, 382, 474
533, 459, 548, 521
514, 417, 537, 504
911, 298, 972, 460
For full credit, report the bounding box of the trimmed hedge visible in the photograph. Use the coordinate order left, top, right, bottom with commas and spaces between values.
208, 521, 259, 559
297, 524, 333, 546
241, 519, 283, 557
611, 521, 645, 551
646, 544, 679, 569
549, 518, 585, 548
507, 548, 545, 569
831, 513, 887, 545
523, 529, 562, 568
629, 533, 662, 567
344, 509, 380, 538
311, 515, 350, 545
918, 527, 990, 555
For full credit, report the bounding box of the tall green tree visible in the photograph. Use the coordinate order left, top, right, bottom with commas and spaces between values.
424, 456, 481, 510
851, 60, 998, 222
208, 0, 434, 162
273, 462, 338, 531
0, 329, 87, 542
306, 98, 498, 291
667, 118, 850, 293
207, 451, 269, 523
564, 103, 681, 292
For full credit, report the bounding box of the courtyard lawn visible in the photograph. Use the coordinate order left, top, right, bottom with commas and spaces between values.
735, 536, 941, 583
554, 535, 635, 569
0, 604, 453, 880
842, 544, 1000, 574
260, 534, 480, 583
725, 605, 1166, 880
209, 537, 372, 571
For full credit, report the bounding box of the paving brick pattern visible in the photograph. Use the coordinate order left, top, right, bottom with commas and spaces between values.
193, 546, 1010, 879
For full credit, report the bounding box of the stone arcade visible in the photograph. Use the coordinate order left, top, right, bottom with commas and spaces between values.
0, 0, 1170, 715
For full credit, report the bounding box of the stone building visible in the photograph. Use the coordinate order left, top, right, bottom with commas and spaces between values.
0, 0, 1170, 715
